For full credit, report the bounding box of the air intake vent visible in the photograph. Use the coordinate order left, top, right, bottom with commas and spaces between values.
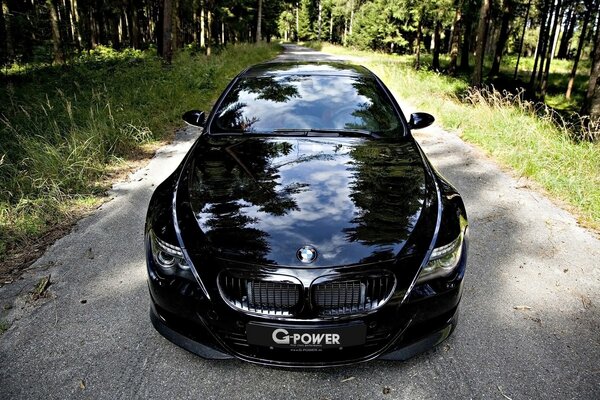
312, 272, 396, 316
218, 272, 303, 316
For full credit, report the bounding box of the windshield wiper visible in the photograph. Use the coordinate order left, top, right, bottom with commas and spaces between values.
261, 129, 308, 136
271, 128, 378, 138
307, 128, 378, 138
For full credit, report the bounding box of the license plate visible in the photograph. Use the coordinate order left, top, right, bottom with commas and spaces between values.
246, 323, 366, 349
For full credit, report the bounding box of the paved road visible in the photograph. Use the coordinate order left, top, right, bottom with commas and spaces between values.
1, 44, 599, 399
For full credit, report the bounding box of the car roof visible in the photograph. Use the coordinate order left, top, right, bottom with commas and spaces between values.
240, 62, 375, 78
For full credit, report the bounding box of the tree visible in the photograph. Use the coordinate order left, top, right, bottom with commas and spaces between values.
1, 0, 14, 61
530, 0, 554, 93
317, 0, 322, 41
347, 0, 408, 52
540, 0, 563, 98
513, 0, 532, 79
432, 19, 442, 70
257, 0, 263, 41
557, 2, 575, 59
489, 0, 513, 77
582, 20, 600, 117
448, 1, 462, 75
161, 0, 173, 63
47, 0, 64, 65
460, 0, 477, 71
566, 0, 595, 98
472, 0, 491, 85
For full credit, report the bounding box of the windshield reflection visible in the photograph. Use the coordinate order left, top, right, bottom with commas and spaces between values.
211, 74, 401, 136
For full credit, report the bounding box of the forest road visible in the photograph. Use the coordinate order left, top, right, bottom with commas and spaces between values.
0, 44, 599, 399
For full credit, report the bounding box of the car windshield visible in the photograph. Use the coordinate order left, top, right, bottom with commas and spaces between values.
209, 74, 403, 137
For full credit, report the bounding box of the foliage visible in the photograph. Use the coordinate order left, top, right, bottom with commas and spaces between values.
0, 43, 281, 258
346, 0, 408, 51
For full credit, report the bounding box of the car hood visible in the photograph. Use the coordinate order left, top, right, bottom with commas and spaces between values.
178, 136, 436, 267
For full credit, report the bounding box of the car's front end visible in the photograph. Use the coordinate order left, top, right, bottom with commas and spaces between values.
145, 62, 468, 367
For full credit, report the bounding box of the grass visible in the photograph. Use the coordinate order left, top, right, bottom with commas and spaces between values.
315, 43, 600, 230
0, 43, 281, 266
0, 319, 9, 335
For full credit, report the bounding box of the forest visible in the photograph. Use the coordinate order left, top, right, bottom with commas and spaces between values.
1, 0, 599, 117
0, 0, 599, 273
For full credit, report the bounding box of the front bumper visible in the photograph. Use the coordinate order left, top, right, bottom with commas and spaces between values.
150, 300, 459, 366
146, 219, 467, 367
147, 252, 465, 367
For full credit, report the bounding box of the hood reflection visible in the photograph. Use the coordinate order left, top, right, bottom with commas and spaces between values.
187, 137, 427, 267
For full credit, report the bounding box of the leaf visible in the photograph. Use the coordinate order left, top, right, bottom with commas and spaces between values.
513, 305, 532, 311
30, 275, 51, 301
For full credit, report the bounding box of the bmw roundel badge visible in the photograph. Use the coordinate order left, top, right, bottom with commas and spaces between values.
297, 245, 318, 263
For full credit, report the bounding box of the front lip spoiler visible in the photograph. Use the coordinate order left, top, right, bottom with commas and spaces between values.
378, 309, 458, 361
150, 304, 458, 367
150, 306, 233, 360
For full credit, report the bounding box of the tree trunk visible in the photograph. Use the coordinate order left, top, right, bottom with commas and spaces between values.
161, 0, 173, 63
64, 0, 80, 50
329, 11, 333, 41
557, 4, 575, 59
317, 0, 322, 41
433, 20, 442, 70
73, 0, 83, 49
514, 0, 531, 79
415, 16, 422, 70
489, 0, 513, 77
60, 0, 72, 45
535, 0, 556, 92
111, 14, 121, 49
485, 22, 496, 56
256, 0, 262, 42
47, 0, 64, 64
295, 1, 299, 42
472, 0, 491, 86
566, 2, 592, 98
582, 7, 600, 117
1, 0, 14, 59
443, 27, 452, 53
156, 0, 163, 53
460, 10, 472, 70
529, 0, 550, 89
172, 0, 179, 50
130, 0, 140, 49
540, 0, 562, 97
200, 0, 205, 47
448, 4, 462, 75
206, 4, 212, 56
590, 7, 600, 63
89, 10, 98, 48
349, 0, 354, 36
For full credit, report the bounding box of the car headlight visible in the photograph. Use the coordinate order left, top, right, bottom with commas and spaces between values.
149, 230, 190, 272
417, 229, 465, 284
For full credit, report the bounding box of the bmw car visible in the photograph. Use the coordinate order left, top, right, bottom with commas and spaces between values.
145, 62, 468, 367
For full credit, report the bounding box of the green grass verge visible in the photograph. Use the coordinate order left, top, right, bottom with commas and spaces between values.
0, 43, 281, 259
318, 43, 600, 230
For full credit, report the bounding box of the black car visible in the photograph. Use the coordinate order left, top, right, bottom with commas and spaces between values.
145, 62, 468, 367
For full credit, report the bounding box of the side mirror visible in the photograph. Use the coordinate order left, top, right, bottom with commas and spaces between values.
182, 110, 206, 127
408, 112, 435, 130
